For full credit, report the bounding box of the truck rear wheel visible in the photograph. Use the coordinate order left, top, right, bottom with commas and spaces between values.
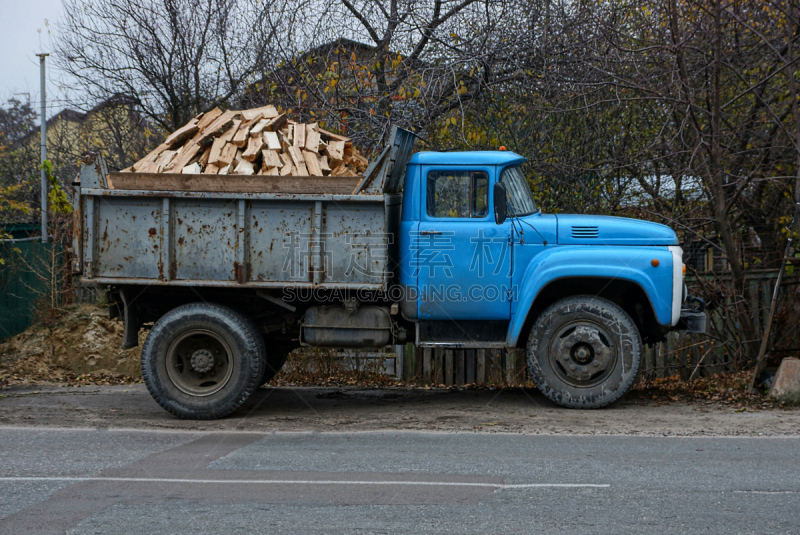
527, 295, 642, 409
141, 303, 265, 419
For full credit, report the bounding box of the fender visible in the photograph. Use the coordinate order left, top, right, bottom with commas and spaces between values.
506, 245, 675, 346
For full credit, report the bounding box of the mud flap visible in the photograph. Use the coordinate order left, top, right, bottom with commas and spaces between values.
118, 290, 140, 350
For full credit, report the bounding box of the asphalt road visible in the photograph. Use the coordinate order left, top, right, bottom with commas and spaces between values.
0, 428, 797, 534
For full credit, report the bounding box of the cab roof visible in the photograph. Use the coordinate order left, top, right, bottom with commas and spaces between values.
408, 151, 527, 166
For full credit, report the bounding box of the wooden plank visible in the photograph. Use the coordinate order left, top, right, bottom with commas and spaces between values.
305, 129, 321, 152
137, 161, 160, 173
404, 343, 416, 382
465, 349, 475, 384
132, 143, 169, 172
666, 333, 675, 377
219, 119, 240, 144
505, 349, 516, 385
288, 147, 309, 175
196, 110, 237, 145
423, 348, 432, 383
644, 344, 654, 380
488, 349, 502, 384
476, 349, 486, 384
264, 131, 281, 151
350, 148, 369, 172
193, 107, 223, 133
293, 124, 306, 148
434, 349, 443, 385
204, 163, 220, 174
163, 119, 199, 149
233, 160, 256, 175
249, 117, 270, 136
303, 150, 323, 176
195, 107, 223, 132
242, 135, 266, 162
154, 149, 178, 169
445, 350, 454, 386
208, 137, 228, 166
198, 146, 211, 167
325, 140, 345, 164
233, 115, 263, 147
182, 162, 202, 174
318, 127, 351, 142
331, 165, 357, 177
211, 142, 237, 168
455, 350, 465, 386
241, 105, 278, 121
166, 142, 203, 173
261, 150, 283, 169
279, 131, 292, 152
107, 172, 363, 193
263, 113, 287, 132
318, 154, 331, 174
262, 166, 279, 176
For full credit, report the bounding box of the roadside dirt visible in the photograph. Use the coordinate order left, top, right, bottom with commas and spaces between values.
0, 384, 797, 436
0, 304, 144, 384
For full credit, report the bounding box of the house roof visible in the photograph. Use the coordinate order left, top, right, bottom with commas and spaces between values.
18, 93, 141, 144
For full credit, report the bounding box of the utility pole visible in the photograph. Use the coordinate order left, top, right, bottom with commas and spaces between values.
36, 53, 49, 243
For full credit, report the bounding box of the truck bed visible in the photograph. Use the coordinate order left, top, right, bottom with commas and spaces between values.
73, 127, 415, 291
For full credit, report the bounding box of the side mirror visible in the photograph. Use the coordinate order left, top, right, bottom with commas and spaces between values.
493, 182, 507, 225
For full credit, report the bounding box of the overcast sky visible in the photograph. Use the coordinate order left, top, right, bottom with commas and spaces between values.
0, 0, 79, 120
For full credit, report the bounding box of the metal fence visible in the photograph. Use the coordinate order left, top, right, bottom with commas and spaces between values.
0, 232, 55, 338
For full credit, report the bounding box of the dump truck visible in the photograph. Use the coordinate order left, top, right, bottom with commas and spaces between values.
73, 127, 705, 419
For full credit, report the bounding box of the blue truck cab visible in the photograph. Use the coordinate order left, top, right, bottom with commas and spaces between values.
80, 127, 705, 418
395, 149, 704, 407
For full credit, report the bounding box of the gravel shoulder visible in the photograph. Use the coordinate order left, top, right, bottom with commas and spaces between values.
0, 384, 797, 436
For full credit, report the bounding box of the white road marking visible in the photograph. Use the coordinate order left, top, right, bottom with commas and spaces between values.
0, 476, 609, 489
733, 490, 798, 494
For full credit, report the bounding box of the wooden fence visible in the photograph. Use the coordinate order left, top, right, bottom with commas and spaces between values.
392, 269, 799, 385
397, 346, 527, 386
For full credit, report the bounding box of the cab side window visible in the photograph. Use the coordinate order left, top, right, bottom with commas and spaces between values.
426, 171, 489, 218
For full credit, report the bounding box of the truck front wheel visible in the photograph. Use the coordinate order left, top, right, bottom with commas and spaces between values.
141, 303, 265, 419
527, 296, 642, 409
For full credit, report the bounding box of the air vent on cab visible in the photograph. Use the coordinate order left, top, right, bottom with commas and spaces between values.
571, 226, 599, 239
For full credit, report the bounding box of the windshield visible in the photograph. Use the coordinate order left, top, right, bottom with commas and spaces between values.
500, 166, 537, 216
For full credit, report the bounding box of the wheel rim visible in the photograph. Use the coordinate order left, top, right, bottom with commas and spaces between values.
166, 329, 235, 396
549, 321, 617, 388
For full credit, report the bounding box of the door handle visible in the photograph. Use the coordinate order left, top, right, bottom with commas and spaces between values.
419, 230, 443, 236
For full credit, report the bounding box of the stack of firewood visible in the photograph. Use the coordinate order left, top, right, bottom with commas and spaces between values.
126, 105, 368, 177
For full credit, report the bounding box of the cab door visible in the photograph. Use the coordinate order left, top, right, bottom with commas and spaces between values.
416, 166, 513, 320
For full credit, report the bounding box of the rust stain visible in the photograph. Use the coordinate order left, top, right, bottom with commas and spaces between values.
148, 228, 157, 237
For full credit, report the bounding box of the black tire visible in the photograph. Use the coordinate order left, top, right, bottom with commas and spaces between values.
527, 295, 642, 409
141, 303, 265, 419
259, 340, 293, 385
